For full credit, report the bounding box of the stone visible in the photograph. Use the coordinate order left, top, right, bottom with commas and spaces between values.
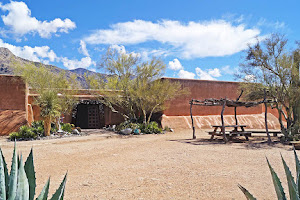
120, 128, 132, 135
72, 129, 80, 134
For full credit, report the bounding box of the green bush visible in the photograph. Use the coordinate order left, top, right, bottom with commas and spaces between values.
117, 121, 162, 134
9, 125, 37, 140
61, 123, 73, 133
31, 120, 44, 129
140, 121, 162, 134
31, 120, 44, 137
0, 142, 67, 199
116, 121, 139, 131
239, 149, 300, 199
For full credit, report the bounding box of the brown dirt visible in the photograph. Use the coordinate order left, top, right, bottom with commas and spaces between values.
0, 129, 296, 200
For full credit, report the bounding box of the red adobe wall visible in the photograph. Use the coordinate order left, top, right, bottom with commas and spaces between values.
0, 75, 28, 135
161, 78, 280, 129
163, 78, 266, 116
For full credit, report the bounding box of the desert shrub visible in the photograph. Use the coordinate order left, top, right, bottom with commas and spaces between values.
116, 121, 139, 131
31, 120, 44, 128
9, 125, 37, 140
0, 142, 67, 199
139, 121, 162, 134
31, 120, 44, 137
164, 126, 171, 132
8, 132, 19, 140
239, 149, 300, 199
61, 123, 73, 133
116, 121, 162, 134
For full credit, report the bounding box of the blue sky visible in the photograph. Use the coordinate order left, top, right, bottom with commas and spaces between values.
0, 0, 299, 81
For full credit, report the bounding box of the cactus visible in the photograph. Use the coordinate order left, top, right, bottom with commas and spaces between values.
239, 149, 300, 200
0, 142, 67, 200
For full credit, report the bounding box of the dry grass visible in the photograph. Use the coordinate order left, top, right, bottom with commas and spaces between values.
0, 129, 295, 199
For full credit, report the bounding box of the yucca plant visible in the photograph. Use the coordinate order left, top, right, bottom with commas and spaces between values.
239, 149, 300, 200
0, 142, 67, 200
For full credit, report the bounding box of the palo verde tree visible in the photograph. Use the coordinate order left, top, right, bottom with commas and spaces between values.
86, 48, 185, 124
239, 34, 300, 140
13, 63, 78, 136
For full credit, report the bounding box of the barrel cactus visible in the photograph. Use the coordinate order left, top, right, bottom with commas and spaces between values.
0, 142, 67, 200
239, 149, 300, 200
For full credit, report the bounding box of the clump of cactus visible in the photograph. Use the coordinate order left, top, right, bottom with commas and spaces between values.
239, 149, 300, 200
0, 142, 67, 200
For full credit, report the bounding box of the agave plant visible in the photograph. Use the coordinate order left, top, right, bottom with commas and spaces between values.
0, 142, 67, 200
239, 149, 300, 200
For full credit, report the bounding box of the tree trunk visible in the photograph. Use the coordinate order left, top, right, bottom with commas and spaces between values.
264, 89, 271, 145
147, 104, 159, 125
143, 110, 147, 125
276, 104, 288, 137
44, 116, 51, 136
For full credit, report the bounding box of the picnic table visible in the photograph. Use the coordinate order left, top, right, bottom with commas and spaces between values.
208, 125, 252, 141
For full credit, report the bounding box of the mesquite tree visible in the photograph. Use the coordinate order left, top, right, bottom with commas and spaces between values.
86, 48, 185, 124
239, 34, 300, 140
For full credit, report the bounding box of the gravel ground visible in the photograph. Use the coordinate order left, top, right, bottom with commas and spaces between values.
0, 129, 295, 200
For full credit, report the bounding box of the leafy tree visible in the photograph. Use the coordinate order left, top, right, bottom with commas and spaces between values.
87, 48, 185, 124
12, 63, 78, 136
239, 34, 300, 139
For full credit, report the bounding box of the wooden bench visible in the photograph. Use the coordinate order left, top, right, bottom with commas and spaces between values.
207, 130, 252, 141
208, 125, 251, 141
250, 130, 281, 137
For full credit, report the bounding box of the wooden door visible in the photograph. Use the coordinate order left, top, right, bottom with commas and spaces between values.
88, 105, 100, 129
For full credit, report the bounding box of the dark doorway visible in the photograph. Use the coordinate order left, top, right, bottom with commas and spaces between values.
75, 102, 105, 129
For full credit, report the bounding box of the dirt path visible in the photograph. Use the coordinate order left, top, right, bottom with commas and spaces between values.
0, 129, 295, 199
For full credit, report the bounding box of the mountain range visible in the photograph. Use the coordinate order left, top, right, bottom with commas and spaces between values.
0, 47, 104, 88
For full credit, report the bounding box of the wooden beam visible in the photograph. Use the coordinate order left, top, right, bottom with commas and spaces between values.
234, 90, 244, 125
221, 97, 228, 142
190, 100, 196, 139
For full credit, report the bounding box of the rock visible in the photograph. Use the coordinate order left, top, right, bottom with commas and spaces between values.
72, 129, 80, 134
120, 128, 132, 135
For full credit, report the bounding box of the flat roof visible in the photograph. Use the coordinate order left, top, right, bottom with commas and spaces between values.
161, 77, 241, 84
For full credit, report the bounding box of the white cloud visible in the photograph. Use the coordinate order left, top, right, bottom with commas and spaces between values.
139, 48, 169, 61
208, 68, 221, 77
110, 44, 126, 54
196, 68, 215, 80
0, 38, 57, 63
84, 19, 261, 58
110, 44, 141, 58
60, 56, 96, 70
0, 39, 96, 70
196, 67, 222, 80
178, 69, 195, 79
78, 40, 89, 57
244, 74, 256, 82
257, 18, 285, 30
0, 1, 76, 38
168, 58, 183, 70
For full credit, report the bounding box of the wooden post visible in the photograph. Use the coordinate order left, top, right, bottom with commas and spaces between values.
264, 89, 271, 144
190, 100, 196, 139
221, 97, 228, 142
234, 90, 244, 125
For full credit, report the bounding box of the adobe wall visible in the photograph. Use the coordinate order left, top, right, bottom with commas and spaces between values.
162, 78, 275, 116
161, 78, 280, 130
0, 75, 27, 111
0, 75, 28, 135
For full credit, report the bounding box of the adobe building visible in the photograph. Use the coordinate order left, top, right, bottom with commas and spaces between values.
0, 74, 280, 135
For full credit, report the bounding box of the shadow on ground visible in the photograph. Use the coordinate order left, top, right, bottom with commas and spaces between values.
168, 136, 288, 150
